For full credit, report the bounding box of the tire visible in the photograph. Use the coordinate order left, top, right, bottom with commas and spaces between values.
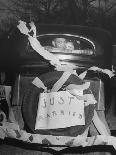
22, 71, 95, 137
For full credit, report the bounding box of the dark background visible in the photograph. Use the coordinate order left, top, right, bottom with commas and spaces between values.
0, 0, 116, 44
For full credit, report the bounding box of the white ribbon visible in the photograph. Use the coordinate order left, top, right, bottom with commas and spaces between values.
1, 122, 116, 151
32, 77, 47, 92
89, 66, 115, 78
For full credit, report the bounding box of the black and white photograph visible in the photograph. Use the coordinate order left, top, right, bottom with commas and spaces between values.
0, 0, 116, 155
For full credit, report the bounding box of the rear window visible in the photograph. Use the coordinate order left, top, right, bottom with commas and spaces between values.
27, 34, 95, 56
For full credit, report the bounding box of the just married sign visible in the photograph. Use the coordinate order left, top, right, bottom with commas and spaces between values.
35, 91, 85, 130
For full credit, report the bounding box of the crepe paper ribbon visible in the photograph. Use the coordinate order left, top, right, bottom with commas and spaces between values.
66, 82, 90, 91
78, 66, 115, 80
55, 63, 78, 72
78, 71, 88, 79
67, 90, 97, 106
17, 20, 62, 69
0, 122, 116, 151
65, 81, 97, 106
51, 71, 72, 92
29, 22, 37, 38
17, 21, 81, 72
17, 21, 30, 36
32, 77, 47, 92
17, 21, 78, 71
88, 66, 115, 78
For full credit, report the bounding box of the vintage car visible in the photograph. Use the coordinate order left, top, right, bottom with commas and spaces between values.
9, 23, 113, 109
0, 23, 114, 154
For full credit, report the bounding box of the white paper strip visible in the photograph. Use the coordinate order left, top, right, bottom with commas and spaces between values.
32, 77, 47, 91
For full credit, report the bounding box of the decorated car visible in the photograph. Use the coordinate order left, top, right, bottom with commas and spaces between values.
0, 21, 115, 154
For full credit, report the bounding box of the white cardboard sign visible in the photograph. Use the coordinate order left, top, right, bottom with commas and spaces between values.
35, 90, 85, 130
